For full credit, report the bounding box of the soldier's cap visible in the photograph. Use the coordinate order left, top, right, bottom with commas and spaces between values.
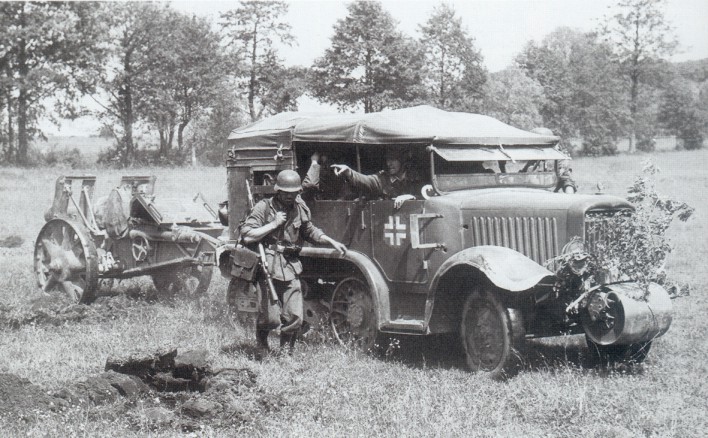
384, 146, 410, 161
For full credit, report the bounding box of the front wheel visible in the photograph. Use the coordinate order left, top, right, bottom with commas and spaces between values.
460, 287, 525, 379
330, 277, 377, 351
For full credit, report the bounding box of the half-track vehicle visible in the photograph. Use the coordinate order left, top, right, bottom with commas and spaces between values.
221, 105, 672, 377
35, 175, 223, 303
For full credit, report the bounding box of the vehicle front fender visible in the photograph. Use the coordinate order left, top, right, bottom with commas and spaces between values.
430, 245, 554, 293
300, 247, 391, 328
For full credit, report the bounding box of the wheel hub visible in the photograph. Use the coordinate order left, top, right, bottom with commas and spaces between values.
347, 303, 364, 327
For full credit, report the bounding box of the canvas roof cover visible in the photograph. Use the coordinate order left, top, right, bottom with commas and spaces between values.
432, 145, 569, 161
227, 105, 560, 150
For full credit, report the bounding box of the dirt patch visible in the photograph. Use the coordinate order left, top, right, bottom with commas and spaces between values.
0, 293, 154, 329
104, 348, 264, 430
0, 373, 68, 421
0, 347, 281, 432
0, 234, 23, 248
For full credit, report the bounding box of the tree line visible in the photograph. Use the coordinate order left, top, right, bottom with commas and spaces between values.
0, 0, 705, 167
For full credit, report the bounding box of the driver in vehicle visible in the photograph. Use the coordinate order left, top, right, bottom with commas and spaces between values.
554, 160, 577, 193
330, 147, 420, 208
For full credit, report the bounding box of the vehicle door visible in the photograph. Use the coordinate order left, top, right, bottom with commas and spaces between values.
309, 199, 371, 255
369, 200, 427, 284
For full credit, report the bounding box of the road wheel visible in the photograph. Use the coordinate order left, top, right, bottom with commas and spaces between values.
330, 277, 377, 351
585, 335, 652, 366
152, 264, 213, 298
460, 286, 525, 379
34, 218, 98, 304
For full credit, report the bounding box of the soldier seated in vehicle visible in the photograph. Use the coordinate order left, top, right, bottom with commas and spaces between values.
554, 160, 577, 193
301, 151, 352, 201
330, 147, 421, 208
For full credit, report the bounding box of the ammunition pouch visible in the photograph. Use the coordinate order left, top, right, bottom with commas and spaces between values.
280, 244, 302, 257
230, 245, 260, 281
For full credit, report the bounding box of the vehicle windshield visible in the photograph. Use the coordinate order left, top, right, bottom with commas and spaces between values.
433, 157, 558, 191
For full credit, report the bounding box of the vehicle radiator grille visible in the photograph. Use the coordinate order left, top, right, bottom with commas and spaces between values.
584, 210, 624, 252
470, 217, 559, 264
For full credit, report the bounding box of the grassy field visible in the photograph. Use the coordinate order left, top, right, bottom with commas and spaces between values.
0, 150, 706, 437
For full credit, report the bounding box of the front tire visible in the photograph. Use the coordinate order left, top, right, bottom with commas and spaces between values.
330, 277, 377, 351
460, 286, 525, 379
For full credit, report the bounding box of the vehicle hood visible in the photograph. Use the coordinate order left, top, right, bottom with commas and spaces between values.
429, 188, 633, 214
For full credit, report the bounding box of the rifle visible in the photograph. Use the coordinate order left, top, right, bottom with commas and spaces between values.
244, 179, 280, 305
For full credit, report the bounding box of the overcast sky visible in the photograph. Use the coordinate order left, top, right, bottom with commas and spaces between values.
46, 0, 708, 136
174, 0, 708, 72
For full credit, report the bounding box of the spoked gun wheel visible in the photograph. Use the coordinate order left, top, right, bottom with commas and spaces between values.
330, 277, 377, 351
460, 286, 525, 379
34, 218, 98, 303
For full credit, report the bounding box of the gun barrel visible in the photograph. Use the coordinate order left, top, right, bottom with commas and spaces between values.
258, 243, 280, 304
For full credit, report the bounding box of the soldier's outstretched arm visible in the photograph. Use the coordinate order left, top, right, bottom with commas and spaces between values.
331, 164, 382, 195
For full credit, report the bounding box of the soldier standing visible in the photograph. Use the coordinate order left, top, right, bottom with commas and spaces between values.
240, 170, 347, 353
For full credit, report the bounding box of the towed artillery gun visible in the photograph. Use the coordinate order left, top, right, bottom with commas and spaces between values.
221, 105, 673, 377
34, 175, 224, 303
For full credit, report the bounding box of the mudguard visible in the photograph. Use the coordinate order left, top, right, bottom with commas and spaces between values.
299, 247, 391, 328
430, 245, 555, 293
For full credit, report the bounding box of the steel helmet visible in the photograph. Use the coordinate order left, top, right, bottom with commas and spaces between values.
274, 170, 302, 192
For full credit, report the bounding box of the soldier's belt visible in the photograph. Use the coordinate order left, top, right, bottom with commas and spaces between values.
266, 243, 302, 256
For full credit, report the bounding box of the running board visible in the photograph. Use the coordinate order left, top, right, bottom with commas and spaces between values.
380, 319, 428, 334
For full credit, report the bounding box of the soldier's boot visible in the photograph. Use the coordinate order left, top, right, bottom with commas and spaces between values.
255, 330, 270, 359
279, 332, 297, 355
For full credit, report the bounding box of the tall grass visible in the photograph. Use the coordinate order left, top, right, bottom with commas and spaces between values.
0, 150, 706, 436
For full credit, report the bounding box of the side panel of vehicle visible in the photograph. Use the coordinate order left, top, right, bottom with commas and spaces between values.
309, 200, 372, 256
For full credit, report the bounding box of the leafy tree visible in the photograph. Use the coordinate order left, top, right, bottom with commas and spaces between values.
674, 58, 708, 83
140, 13, 229, 162
185, 84, 247, 166
0, 2, 104, 165
599, 0, 678, 152
221, 0, 301, 122
659, 75, 705, 149
310, 0, 425, 113
259, 64, 309, 115
419, 3, 486, 111
91, 2, 170, 166
481, 67, 545, 130
517, 28, 627, 155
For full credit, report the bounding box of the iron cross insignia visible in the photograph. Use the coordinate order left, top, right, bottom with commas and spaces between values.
384, 215, 407, 246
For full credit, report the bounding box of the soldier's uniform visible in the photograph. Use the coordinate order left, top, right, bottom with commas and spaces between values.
345, 168, 420, 200
554, 167, 578, 193
240, 195, 325, 348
